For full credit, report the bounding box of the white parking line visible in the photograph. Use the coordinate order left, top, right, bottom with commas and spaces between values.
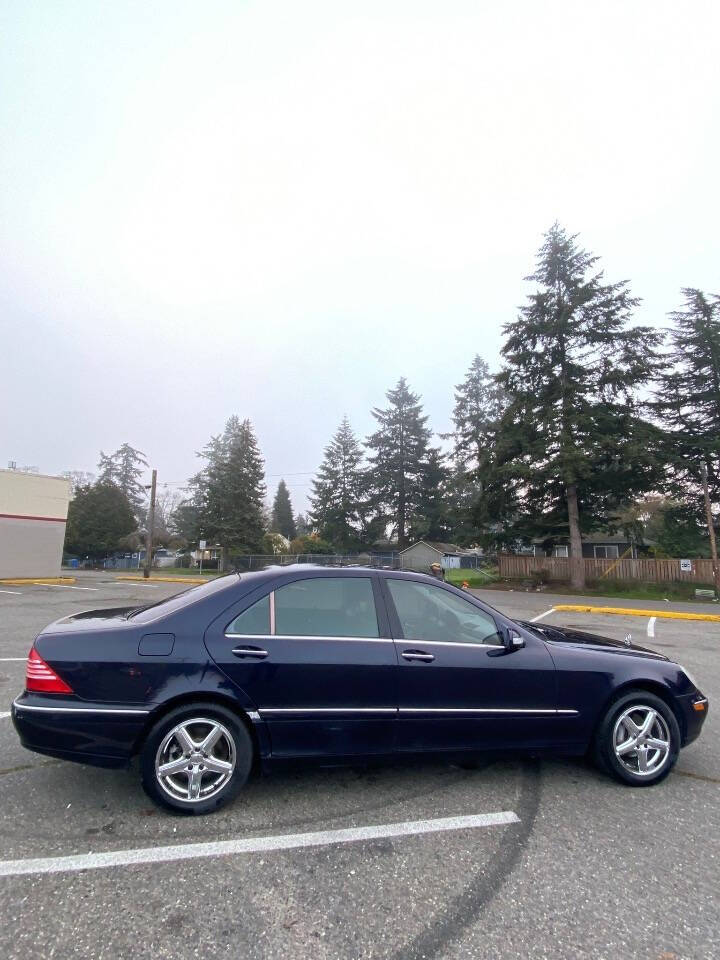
0, 590, 22, 595
0, 810, 519, 878
0, 712, 10, 720
0, 657, 25, 661
530, 607, 555, 623
40, 585, 99, 591
647, 617, 656, 638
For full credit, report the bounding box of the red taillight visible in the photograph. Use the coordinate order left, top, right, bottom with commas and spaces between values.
26, 647, 73, 694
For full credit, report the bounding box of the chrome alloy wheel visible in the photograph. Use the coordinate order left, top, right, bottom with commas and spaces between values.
613, 705, 671, 778
155, 718, 236, 803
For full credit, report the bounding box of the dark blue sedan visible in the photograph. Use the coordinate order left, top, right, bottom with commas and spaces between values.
11, 567, 708, 814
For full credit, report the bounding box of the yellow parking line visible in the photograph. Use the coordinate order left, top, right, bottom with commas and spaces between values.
554, 604, 720, 623
0, 577, 76, 586
115, 576, 208, 584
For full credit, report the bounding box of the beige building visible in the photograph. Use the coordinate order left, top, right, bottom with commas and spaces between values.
0, 469, 71, 578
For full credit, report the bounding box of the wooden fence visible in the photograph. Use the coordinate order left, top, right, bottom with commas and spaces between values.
498, 555, 716, 584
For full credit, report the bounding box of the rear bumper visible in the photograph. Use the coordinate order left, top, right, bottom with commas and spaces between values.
11, 693, 150, 769
677, 692, 709, 747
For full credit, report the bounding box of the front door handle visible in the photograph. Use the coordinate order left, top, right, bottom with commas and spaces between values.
402, 649, 435, 663
231, 646, 269, 659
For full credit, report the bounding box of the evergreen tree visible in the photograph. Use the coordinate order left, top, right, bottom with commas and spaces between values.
654, 289, 720, 508
97, 443, 148, 518
64, 482, 137, 560
366, 378, 432, 548
294, 512, 310, 537
309, 416, 366, 550
271, 480, 297, 540
445, 355, 506, 544
409, 448, 452, 543
190, 416, 266, 555
495, 223, 662, 588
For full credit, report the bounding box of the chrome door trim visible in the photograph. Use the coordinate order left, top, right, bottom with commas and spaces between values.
259, 707, 398, 716
257, 706, 578, 717
13, 699, 149, 715
399, 707, 579, 715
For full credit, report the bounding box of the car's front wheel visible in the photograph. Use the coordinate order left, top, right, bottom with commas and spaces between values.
140, 702, 253, 814
594, 690, 680, 787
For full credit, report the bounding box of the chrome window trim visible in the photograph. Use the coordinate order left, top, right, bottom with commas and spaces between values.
269, 590, 276, 634
13, 699, 149, 715
395, 639, 502, 650
224, 633, 390, 643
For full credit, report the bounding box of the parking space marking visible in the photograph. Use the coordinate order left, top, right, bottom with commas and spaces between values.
0, 658, 25, 662
0, 590, 22, 595
647, 616, 656, 638
0, 712, 10, 721
40, 584, 99, 591
0, 810, 519, 878
530, 607, 555, 623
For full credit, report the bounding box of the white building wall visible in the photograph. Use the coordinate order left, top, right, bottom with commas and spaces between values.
0, 470, 71, 578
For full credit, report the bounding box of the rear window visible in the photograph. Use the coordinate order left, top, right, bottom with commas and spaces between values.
130, 575, 239, 623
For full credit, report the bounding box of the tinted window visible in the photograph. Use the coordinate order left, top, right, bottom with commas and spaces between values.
387, 579, 501, 645
274, 578, 379, 638
226, 595, 270, 635
131, 575, 239, 623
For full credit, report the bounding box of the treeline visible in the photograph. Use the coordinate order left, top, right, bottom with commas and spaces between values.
65, 224, 720, 589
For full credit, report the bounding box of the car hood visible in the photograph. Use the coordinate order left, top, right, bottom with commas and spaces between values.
518, 620, 668, 660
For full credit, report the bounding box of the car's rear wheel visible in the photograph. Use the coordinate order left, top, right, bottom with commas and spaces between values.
594, 690, 680, 787
140, 702, 253, 814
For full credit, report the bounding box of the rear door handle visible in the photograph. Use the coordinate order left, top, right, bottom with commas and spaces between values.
402, 649, 435, 663
231, 646, 269, 659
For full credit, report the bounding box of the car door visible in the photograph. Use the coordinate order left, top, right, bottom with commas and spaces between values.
204, 573, 397, 758
382, 576, 558, 753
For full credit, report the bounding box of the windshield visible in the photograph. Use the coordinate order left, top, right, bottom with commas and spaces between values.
129, 575, 240, 623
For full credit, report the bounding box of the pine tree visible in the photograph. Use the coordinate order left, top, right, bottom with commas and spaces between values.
97, 444, 148, 518
655, 289, 720, 508
445, 355, 506, 544
366, 378, 432, 548
409, 448, 452, 543
190, 416, 266, 556
309, 416, 366, 550
64, 482, 137, 560
495, 223, 662, 588
271, 480, 297, 540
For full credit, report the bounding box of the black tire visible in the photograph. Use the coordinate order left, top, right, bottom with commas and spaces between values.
140, 702, 253, 814
593, 690, 680, 787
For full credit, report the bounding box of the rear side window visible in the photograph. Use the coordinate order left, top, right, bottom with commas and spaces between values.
226, 595, 270, 636
274, 577, 379, 638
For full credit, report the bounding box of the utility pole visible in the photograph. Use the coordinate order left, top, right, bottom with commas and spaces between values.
143, 469, 157, 580
701, 464, 720, 595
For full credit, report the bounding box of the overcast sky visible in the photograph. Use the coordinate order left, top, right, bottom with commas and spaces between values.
2, 1, 718, 511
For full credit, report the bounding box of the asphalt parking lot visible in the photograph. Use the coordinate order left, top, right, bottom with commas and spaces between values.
0, 574, 717, 960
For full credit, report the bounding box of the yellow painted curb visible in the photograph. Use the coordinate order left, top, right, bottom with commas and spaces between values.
0, 577, 76, 586
554, 604, 720, 623
116, 576, 208, 584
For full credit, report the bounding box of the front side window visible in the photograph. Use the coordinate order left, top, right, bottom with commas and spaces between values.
274, 577, 379, 638
387, 579, 502, 646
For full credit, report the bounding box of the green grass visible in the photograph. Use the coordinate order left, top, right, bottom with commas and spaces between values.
445, 567, 499, 588
486, 577, 717, 603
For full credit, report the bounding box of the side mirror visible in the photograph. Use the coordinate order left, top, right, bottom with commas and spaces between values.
503, 627, 525, 651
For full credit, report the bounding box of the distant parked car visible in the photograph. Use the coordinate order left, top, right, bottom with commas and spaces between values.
12, 567, 708, 814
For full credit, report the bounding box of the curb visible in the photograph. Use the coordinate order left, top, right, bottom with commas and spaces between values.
553, 603, 720, 623
115, 576, 208, 584
0, 577, 76, 586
